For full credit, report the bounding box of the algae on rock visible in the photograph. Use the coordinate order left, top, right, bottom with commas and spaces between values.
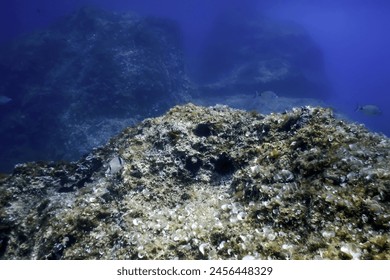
0, 104, 389, 259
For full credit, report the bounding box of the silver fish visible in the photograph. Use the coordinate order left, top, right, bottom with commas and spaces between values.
356, 105, 382, 116
106, 156, 124, 175
0, 95, 12, 104
260, 90, 278, 100
254, 90, 278, 100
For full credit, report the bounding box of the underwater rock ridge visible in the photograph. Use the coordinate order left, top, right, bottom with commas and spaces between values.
0, 104, 389, 259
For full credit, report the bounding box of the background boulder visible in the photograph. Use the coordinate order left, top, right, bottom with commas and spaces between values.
195, 15, 329, 98
0, 7, 191, 171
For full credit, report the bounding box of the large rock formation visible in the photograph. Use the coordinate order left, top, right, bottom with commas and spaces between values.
0, 7, 191, 172
195, 16, 329, 98
0, 104, 389, 260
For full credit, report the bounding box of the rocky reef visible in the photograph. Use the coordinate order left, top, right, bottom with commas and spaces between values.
0, 104, 389, 260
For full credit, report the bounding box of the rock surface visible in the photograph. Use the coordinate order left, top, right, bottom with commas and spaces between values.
0, 7, 191, 171
0, 104, 389, 260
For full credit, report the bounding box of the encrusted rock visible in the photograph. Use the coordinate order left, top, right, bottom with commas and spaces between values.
0, 104, 389, 259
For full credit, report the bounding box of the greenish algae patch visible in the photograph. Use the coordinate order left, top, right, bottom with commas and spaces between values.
0, 104, 389, 259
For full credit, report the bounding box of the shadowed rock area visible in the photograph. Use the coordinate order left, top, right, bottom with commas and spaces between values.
0, 104, 389, 260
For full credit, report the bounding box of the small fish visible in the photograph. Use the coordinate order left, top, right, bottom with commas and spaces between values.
260, 90, 278, 100
0, 95, 12, 104
254, 91, 278, 100
106, 156, 124, 175
355, 104, 382, 116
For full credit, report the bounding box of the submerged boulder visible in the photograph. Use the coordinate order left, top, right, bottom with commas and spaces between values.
195, 16, 329, 98
0, 104, 389, 260
0, 7, 191, 172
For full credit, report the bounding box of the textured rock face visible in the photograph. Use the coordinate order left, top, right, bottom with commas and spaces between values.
196, 16, 329, 98
0, 104, 389, 260
0, 7, 191, 171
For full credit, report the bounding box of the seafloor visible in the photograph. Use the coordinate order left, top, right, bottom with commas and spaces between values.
0, 104, 389, 259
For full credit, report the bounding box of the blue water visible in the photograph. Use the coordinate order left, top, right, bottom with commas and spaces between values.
266, 0, 390, 136
1, 0, 389, 137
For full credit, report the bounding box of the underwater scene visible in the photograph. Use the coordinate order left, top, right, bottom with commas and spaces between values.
0, 0, 389, 259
